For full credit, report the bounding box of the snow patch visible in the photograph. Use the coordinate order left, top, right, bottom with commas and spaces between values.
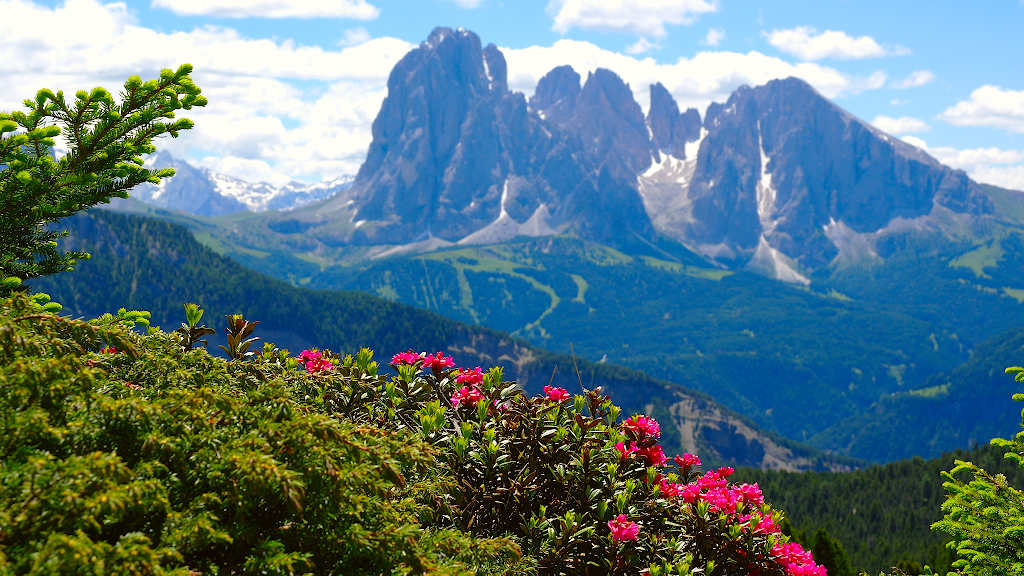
756, 121, 778, 234
684, 127, 707, 161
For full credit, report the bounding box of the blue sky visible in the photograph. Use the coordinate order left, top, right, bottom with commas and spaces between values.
3, 0, 1024, 189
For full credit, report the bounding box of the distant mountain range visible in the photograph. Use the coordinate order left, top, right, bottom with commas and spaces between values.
231, 26, 1001, 285
121, 150, 353, 216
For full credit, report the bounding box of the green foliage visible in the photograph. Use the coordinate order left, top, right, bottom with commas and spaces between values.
174, 303, 216, 351
0, 65, 206, 289
0, 292, 525, 574
932, 380, 1024, 576
218, 313, 261, 360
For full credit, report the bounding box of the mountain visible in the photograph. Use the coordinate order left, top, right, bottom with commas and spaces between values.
226, 26, 1000, 285
120, 150, 353, 216
92, 26, 1024, 463
32, 209, 862, 472
641, 78, 993, 277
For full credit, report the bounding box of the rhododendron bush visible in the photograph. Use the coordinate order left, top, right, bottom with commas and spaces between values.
0, 295, 828, 575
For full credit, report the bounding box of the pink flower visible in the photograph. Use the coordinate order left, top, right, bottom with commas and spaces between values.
755, 515, 781, 535
451, 386, 485, 408
423, 351, 455, 370
716, 466, 735, 478
680, 483, 702, 503
771, 542, 815, 567
306, 358, 334, 374
659, 480, 683, 498
297, 350, 333, 373
390, 350, 421, 366
734, 483, 764, 507
674, 453, 701, 469
614, 441, 639, 459
100, 347, 118, 354
543, 385, 571, 402
607, 515, 640, 542
638, 444, 668, 466
786, 564, 828, 576
624, 415, 661, 438
704, 486, 741, 514
455, 367, 484, 386
697, 471, 728, 491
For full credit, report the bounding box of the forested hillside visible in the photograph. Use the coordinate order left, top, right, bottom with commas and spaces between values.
732, 443, 1024, 575
33, 210, 861, 471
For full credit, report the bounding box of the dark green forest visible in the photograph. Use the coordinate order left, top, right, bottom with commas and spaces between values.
733, 443, 1024, 575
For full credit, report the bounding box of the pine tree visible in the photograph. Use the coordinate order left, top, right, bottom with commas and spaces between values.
0, 64, 206, 292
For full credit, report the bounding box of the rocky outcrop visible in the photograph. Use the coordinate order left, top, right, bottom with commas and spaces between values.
315, 27, 657, 249
641, 77, 994, 275
648, 82, 702, 161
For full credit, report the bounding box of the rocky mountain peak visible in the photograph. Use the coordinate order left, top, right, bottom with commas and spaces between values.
529, 65, 581, 123
642, 75, 994, 277
647, 82, 702, 161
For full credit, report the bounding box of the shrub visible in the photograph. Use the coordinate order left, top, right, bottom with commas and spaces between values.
0, 296, 827, 574
0, 294, 524, 574
932, 366, 1024, 576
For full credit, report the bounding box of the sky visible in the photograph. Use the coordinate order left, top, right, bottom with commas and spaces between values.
3, 0, 1024, 190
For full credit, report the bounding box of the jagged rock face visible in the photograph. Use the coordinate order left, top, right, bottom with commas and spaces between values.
661, 77, 994, 270
338, 27, 657, 247
648, 82, 701, 161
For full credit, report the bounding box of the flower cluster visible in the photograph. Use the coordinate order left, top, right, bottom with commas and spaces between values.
771, 542, 828, 576
543, 385, 570, 402
297, 349, 333, 374
624, 415, 661, 438
615, 440, 668, 466
100, 346, 118, 354
422, 351, 455, 370
390, 350, 420, 366
451, 366, 485, 408
608, 514, 640, 543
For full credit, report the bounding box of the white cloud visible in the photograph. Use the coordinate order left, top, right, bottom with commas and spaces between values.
702, 27, 725, 46
890, 98, 909, 105
938, 85, 1024, 133
442, 0, 485, 6
548, 0, 717, 38
625, 37, 658, 54
502, 40, 886, 113
892, 70, 935, 89
902, 136, 1024, 191
150, 0, 380, 19
0, 0, 412, 182
763, 26, 910, 61
198, 156, 294, 187
871, 115, 930, 134
339, 27, 372, 46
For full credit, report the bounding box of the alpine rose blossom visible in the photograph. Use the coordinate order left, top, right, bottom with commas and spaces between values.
543, 385, 571, 402
755, 515, 782, 534
422, 351, 455, 370
615, 441, 639, 458
624, 415, 661, 438
100, 346, 118, 354
298, 350, 334, 374
607, 515, 640, 542
638, 444, 668, 466
455, 367, 484, 386
674, 453, 701, 469
390, 350, 420, 366
451, 386, 485, 407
